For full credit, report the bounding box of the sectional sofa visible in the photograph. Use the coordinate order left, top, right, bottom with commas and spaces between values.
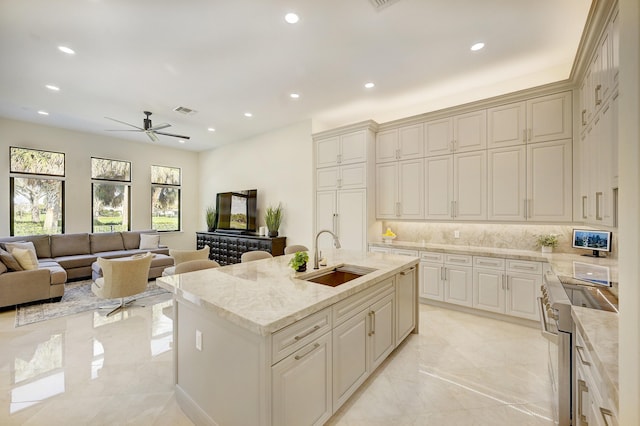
0, 230, 169, 309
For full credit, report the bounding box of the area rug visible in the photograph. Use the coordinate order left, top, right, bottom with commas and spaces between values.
15, 279, 169, 327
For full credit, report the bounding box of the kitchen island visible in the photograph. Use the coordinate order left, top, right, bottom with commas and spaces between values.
157, 249, 419, 426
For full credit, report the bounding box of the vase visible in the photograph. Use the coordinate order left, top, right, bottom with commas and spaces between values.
268, 230, 278, 237
541, 246, 553, 253
296, 263, 307, 272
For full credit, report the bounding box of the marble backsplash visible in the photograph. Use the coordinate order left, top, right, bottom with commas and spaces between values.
381, 221, 618, 259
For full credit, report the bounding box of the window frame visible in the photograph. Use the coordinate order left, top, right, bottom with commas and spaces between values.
90, 157, 132, 182
90, 157, 132, 233
151, 165, 182, 232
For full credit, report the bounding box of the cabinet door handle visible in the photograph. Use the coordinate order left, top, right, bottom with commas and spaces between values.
582, 109, 587, 126
527, 128, 532, 142
293, 324, 321, 341
524, 199, 527, 219
501, 274, 505, 290
582, 195, 588, 219
400, 267, 415, 275
595, 192, 603, 220
368, 311, 376, 336
441, 267, 446, 281
294, 342, 320, 361
396, 202, 401, 217
337, 178, 342, 188
595, 84, 602, 106
332, 213, 338, 234
522, 129, 527, 143
576, 345, 591, 366
600, 407, 614, 426
577, 379, 588, 423
450, 201, 454, 218
337, 154, 342, 164
396, 148, 400, 160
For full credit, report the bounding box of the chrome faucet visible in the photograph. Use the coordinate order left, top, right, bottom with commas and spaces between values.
314, 229, 341, 269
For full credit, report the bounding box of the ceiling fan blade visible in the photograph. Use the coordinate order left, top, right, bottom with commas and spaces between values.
149, 123, 171, 131
105, 116, 144, 130
154, 131, 191, 140
146, 131, 159, 142
105, 129, 144, 132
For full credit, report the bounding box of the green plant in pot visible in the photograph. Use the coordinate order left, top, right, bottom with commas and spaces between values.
265, 203, 283, 237
536, 234, 559, 253
205, 206, 217, 232
289, 251, 309, 272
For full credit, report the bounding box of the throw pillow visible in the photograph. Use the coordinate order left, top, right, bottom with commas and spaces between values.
12, 248, 39, 270
0, 261, 7, 275
139, 233, 160, 250
0, 247, 24, 271
5, 241, 38, 258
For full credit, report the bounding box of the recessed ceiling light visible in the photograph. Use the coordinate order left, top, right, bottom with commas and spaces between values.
364, 82, 375, 89
290, 93, 300, 99
45, 85, 60, 91
179, 139, 186, 144
284, 13, 299, 24
37, 110, 49, 115
207, 127, 216, 132
58, 46, 75, 55
244, 112, 253, 118
470, 42, 485, 51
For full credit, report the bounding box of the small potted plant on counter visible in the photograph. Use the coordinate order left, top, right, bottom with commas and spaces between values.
536, 234, 559, 253
205, 206, 216, 232
289, 251, 309, 272
265, 203, 283, 237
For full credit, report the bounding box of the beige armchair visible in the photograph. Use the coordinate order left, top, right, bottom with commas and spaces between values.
163, 247, 210, 276
175, 259, 220, 274
284, 245, 308, 254
240, 250, 273, 263
91, 252, 153, 316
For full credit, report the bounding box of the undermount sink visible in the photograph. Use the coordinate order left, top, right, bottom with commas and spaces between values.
304, 265, 376, 287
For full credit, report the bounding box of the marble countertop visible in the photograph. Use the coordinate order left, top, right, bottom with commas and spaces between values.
157, 249, 419, 336
572, 306, 619, 410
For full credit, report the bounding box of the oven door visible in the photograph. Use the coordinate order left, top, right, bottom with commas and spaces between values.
538, 297, 560, 424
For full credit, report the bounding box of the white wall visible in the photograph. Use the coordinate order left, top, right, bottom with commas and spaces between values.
0, 117, 199, 249
618, 0, 640, 423
198, 120, 314, 249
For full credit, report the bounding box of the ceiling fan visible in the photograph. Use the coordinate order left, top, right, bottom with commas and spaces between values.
105, 111, 190, 142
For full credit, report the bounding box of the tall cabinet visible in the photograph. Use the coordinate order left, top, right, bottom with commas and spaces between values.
314, 121, 377, 251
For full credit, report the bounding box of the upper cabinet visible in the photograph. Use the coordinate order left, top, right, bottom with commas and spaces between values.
424, 110, 487, 156
487, 102, 526, 149
316, 130, 368, 168
376, 124, 423, 163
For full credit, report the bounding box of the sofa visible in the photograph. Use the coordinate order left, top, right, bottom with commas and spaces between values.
0, 230, 169, 308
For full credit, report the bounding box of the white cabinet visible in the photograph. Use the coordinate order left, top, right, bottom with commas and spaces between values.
504, 260, 542, 321
472, 257, 506, 314
272, 332, 333, 426
526, 92, 573, 144
574, 327, 619, 426
425, 110, 487, 156
487, 101, 526, 148
332, 279, 396, 411
376, 159, 424, 219
527, 139, 573, 222
419, 252, 445, 301
316, 189, 366, 252
316, 163, 367, 191
487, 145, 527, 221
376, 124, 423, 163
316, 130, 367, 168
488, 92, 572, 147
396, 265, 417, 345
425, 151, 486, 220
443, 254, 473, 307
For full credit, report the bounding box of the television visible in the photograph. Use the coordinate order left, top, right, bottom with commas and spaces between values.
572, 229, 612, 257
214, 190, 257, 234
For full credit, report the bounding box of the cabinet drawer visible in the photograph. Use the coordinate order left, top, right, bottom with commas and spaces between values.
473, 256, 505, 270
392, 249, 419, 257
333, 278, 395, 326
369, 245, 391, 254
444, 254, 472, 266
420, 251, 444, 263
506, 259, 542, 274
272, 307, 331, 364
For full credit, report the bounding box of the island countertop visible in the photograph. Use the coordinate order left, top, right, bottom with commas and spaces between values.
156, 249, 419, 336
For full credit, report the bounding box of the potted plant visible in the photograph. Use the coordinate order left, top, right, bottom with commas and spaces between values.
289, 251, 309, 272
536, 234, 559, 253
205, 206, 216, 232
265, 203, 283, 237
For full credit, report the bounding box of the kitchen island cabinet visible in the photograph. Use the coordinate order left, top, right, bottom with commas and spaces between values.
157, 250, 418, 426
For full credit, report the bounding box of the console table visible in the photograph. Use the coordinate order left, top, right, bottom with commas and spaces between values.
196, 232, 286, 265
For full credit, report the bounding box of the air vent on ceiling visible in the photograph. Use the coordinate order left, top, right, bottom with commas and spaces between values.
369, 0, 401, 10
173, 106, 197, 115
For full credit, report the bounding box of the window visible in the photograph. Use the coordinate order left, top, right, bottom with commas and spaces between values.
151, 165, 181, 232
10, 147, 65, 236
91, 158, 131, 233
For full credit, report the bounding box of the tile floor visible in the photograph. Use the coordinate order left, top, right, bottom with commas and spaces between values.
0, 295, 555, 425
